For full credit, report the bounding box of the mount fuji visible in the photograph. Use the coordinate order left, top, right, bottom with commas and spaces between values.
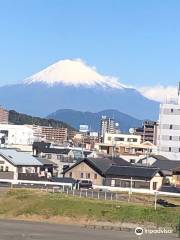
0, 59, 159, 119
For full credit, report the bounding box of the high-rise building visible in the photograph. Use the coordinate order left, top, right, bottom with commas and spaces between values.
100, 116, 116, 142
0, 107, 9, 123
157, 83, 180, 160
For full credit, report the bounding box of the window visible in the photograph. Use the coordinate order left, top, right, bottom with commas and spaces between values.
107, 137, 112, 141
80, 172, 84, 178
130, 159, 135, 164
69, 172, 72, 178
153, 182, 157, 190
169, 125, 173, 129
114, 137, 124, 141
169, 136, 172, 140
127, 138, 137, 142
87, 173, 90, 179
111, 179, 115, 187
5, 166, 8, 172
171, 109, 174, 113
179, 148, 180, 153
94, 173, 97, 179
169, 147, 172, 152
0, 166, 3, 172
46, 154, 51, 159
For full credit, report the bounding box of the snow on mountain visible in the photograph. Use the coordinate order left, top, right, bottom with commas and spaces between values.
25, 59, 126, 89
0, 59, 160, 120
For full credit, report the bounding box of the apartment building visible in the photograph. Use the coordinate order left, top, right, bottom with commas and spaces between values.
42, 127, 68, 143
0, 107, 9, 124
100, 116, 116, 142
135, 120, 158, 144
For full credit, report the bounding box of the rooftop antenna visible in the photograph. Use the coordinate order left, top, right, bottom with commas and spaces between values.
178, 82, 180, 104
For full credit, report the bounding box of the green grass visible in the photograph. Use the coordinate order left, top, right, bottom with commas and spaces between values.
0, 189, 179, 228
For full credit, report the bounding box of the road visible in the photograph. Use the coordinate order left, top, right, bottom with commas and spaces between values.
0, 220, 177, 240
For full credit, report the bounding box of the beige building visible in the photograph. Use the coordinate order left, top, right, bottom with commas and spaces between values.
64, 158, 164, 191
0, 107, 9, 123
42, 127, 68, 143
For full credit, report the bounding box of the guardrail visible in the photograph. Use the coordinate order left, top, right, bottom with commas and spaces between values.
93, 185, 180, 197
0, 178, 73, 189
0, 179, 179, 197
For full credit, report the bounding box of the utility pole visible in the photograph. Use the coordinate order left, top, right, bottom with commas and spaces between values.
154, 191, 158, 210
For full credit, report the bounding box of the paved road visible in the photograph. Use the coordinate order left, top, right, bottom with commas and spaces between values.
0, 220, 177, 240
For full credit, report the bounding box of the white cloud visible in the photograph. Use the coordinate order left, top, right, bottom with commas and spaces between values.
138, 85, 178, 102
25, 59, 126, 89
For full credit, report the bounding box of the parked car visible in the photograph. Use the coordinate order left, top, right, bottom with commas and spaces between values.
77, 179, 92, 189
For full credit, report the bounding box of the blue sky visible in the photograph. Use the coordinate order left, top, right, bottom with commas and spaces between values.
0, 0, 180, 89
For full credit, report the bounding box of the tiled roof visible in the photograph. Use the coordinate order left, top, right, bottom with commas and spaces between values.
105, 165, 160, 180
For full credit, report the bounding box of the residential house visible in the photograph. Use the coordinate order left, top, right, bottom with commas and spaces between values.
33, 141, 94, 176
0, 149, 42, 180
63, 157, 163, 191
138, 154, 180, 184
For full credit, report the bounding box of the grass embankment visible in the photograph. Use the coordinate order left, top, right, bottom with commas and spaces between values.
0, 189, 179, 228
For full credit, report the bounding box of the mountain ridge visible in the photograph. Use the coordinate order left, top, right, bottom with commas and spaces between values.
47, 109, 143, 132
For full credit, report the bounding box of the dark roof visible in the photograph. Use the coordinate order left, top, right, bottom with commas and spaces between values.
33, 141, 51, 151
151, 160, 180, 171
42, 148, 71, 155
63, 157, 131, 176
150, 155, 170, 161
138, 155, 169, 164
159, 185, 180, 193
37, 158, 58, 167
105, 165, 161, 180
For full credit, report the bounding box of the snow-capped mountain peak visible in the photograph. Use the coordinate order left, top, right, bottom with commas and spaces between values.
25, 59, 125, 89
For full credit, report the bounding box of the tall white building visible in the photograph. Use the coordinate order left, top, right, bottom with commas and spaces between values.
100, 116, 116, 142
157, 84, 180, 160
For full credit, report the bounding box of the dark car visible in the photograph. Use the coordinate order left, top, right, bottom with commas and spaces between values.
77, 179, 92, 189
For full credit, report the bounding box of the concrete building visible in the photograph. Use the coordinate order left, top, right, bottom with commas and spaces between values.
157, 84, 180, 160
0, 124, 35, 146
100, 116, 116, 142
104, 133, 141, 146
41, 126, 68, 143
0, 107, 9, 123
135, 120, 158, 144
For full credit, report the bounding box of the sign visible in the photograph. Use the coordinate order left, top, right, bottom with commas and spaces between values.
79, 125, 89, 133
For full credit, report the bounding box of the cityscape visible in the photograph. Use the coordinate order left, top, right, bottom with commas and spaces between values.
0, 1, 180, 240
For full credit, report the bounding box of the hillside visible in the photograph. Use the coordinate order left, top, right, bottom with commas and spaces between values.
47, 109, 143, 132
9, 110, 76, 130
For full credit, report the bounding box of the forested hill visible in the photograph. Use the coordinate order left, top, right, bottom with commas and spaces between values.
8, 110, 76, 130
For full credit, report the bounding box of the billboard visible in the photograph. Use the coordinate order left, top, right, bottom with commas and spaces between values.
79, 125, 89, 133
